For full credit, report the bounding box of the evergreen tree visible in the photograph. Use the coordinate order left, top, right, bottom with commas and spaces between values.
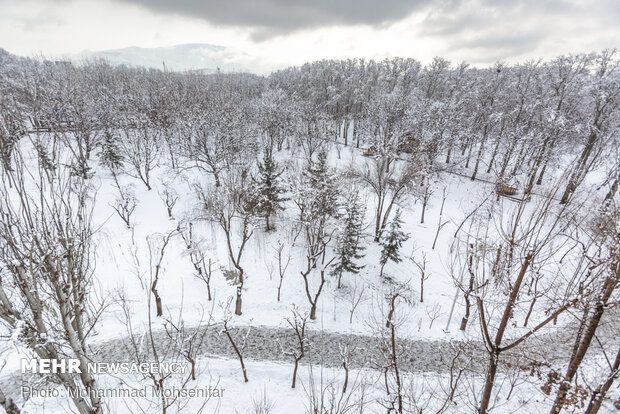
299, 148, 339, 223
253, 149, 287, 231
332, 191, 366, 288
379, 209, 409, 278
99, 130, 124, 178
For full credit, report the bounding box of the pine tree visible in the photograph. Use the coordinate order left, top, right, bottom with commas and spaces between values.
299, 149, 339, 223
253, 149, 287, 231
379, 209, 409, 278
99, 130, 124, 178
332, 191, 366, 288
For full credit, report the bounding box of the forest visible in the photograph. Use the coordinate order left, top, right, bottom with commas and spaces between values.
0, 47, 619, 413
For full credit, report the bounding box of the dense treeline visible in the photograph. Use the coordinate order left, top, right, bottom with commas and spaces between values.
1, 49, 618, 202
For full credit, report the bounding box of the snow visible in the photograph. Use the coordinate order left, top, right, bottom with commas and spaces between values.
0, 132, 616, 413
14, 356, 562, 414
81, 146, 493, 343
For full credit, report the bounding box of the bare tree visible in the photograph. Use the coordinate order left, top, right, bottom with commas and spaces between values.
221, 299, 250, 382
181, 222, 215, 301
459, 242, 477, 332
301, 366, 370, 414
560, 51, 619, 204
159, 180, 179, 218
418, 181, 434, 224
197, 172, 257, 315
188, 98, 253, 188
274, 241, 292, 302
116, 288, 203, 414
0, 144, 104, 414
343, 278, 367, 324
472, 189, 590, 414
251, 387, 276, 414
339, 342, 355, 395
0, 101, 22, 173
193, 254, 214, 302
120, 123, 160, 190
410, 250, 429, 303
164, 305, 212, 382
434, 342, 473, 413
300, 229, 335, 320
377, 284, 412, 414
432, 187, 449, 250
111, 184, 138, 228
549, 205, 620, 413
147, 228, 178, 317
284, 308, 308, 388
352, 155, 421, 241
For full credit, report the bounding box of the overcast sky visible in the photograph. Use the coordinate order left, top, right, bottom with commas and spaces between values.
0, 0, 618, 72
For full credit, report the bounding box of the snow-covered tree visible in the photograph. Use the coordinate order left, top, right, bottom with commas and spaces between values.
332, 191, 366, 288
120, 123, 160, 190
0, 145, 104, 414
353, 155, 420, 241
297, 148, 339, 223
253, 149, 288, 231
197, 169, 258, 316
98, 130, 124, 178
379, 209, 409, 278
293, 149, 339, 319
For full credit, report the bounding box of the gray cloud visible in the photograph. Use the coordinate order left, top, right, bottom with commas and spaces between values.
416, 0, 616, 63
453, 32, 547, 63
112, 0, 431, 39
1, 0, 617, 65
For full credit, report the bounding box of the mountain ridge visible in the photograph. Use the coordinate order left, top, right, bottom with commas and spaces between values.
69, 43, 255, 73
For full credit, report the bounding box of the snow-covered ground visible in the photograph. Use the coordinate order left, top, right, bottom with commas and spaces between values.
81, 144, 578, 343
0, 135, 616, 413
13, 356, 559, 414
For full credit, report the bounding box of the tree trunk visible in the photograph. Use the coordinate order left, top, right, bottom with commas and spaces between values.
603, 177, 618, 208
420, 277, 424, 303
524, 137, 551, 196
277, 277, 283, 301
487, 135, 501, 174
235, 286, 243, 316
550, 270, 618, 413
309, 304, 317, 320
478, 351, 499, 414
584, 346, 620, 414
460, 251, 475, 331
224, 324, 248, 382
471, 128, 489, 181
0, 389, 21, 414
478, 253, 533, 413
291, 354, 304, 388
560, 129, 598, 204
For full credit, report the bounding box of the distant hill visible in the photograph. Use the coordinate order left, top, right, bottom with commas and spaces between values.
70, 43, 255, 73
